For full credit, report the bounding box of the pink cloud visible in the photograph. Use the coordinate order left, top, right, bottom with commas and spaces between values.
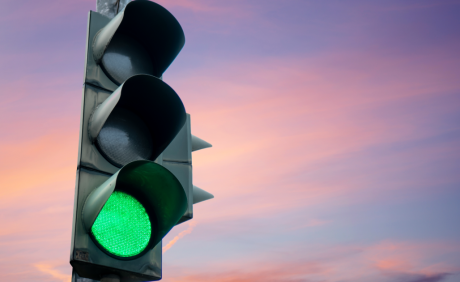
163, 221, 197, 253
160, 46, 460, 230
366, 241, 460, 279
0, 0, 92, 25
0, 130, 77, 198
154, 0, 224, 13
163, 240, 460, 282
34, 261, 71, 282
1, 5, 459, 281
166, 261, 324, 282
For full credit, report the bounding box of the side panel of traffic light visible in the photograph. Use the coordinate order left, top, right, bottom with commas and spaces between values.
161, 115, 214, 224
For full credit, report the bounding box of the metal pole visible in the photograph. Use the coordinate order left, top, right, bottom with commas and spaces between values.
72, 269, 100, 282
96, 0, 131, 19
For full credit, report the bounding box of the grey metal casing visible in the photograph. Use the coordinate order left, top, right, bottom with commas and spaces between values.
161, 116, 193, 223
78, 84, 118, 175
85, 2, 185, 92
74, 49, 192, 280
162, 114, 192, 163
84, 11, 118, 92
72, 268, 98, 282
72, 7, 192, 280
162, 161, 193, 224
76, 84, 192, 218
70, 168, 162, 282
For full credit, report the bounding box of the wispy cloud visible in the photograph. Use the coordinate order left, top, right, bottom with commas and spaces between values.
155, 0, 223, 13
382, 271, 452, 282
164, 240, 460, 282
33, 262, 71, 282
168, 261, 323, 282
1, 1, 460, 281
163, 221, 197, 253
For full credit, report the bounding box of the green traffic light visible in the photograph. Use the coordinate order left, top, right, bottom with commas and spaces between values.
91, 191, 151, 258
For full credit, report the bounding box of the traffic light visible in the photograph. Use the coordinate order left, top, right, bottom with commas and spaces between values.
70, 1, 213, 281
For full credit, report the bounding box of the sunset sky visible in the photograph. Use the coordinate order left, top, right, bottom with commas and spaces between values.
1, 0, 460, 282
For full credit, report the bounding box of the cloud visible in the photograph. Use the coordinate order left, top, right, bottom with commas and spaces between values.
0, 131, 77, 199
167, 261, 323, 282
362, 0, 460, 12
0, 0, 92, 25
34, 262, 71, 282
162, 239, 460, 282
383, 272, 452, 282
154, 0, 222, 13
164, 221, 197, 253
170, 45, 460, 225
1, 2, 460, 282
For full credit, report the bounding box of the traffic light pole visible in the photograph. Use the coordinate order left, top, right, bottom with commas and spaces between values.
96, 0, 130, 18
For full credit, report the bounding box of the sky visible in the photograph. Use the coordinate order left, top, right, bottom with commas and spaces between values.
0, 0, 460, 282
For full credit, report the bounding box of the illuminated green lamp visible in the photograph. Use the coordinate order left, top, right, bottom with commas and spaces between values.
91, 191, 151, 257
82, 160, 187, 259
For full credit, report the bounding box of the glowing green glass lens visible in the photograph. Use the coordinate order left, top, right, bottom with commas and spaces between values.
91, 191, 151, 257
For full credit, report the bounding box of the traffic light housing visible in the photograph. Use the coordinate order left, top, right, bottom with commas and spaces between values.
85, 75, 185, 170
85, 0, 184, 92
70, 1, 212, 281
82, 161, 187, 258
